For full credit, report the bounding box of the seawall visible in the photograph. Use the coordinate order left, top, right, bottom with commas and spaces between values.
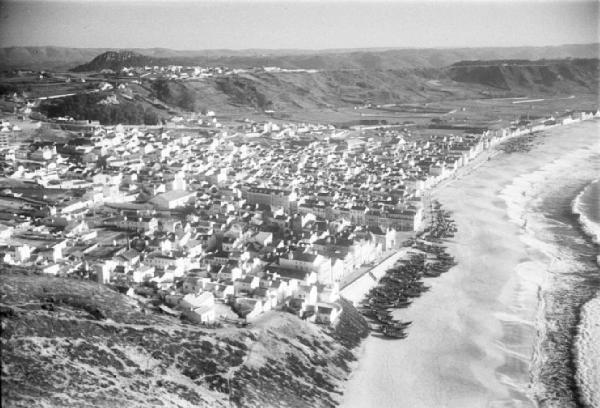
340, 248, 410, 305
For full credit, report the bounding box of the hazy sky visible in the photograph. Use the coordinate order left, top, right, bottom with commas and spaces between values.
0, 0, 598, 50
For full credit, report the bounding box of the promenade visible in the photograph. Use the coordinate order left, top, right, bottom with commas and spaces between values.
340, 248, 411, 305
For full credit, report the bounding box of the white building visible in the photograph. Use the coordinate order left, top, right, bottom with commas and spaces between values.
150, 190, 196, 209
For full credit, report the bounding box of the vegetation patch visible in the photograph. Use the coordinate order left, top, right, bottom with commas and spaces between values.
1, 271, 369, 407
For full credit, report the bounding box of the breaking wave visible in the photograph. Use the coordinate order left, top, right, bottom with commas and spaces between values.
572, 179, 600, 246
573, 179, 600, 408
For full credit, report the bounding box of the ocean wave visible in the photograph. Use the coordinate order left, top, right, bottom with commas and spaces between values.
499, 148, 600, 407
501, 149, 597, 229
572, 179, 600, 247
572, 180, 600, 408
574, 294, 600, 408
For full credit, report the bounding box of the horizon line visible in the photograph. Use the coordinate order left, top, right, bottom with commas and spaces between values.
2, 42, 599, 53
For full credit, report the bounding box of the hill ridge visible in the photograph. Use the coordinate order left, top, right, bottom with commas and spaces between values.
1, 43, 598, 71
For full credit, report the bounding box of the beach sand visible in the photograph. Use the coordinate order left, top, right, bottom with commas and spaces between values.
341, 121, 600, 408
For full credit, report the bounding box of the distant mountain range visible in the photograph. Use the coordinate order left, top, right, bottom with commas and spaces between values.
0, 43, 598, 71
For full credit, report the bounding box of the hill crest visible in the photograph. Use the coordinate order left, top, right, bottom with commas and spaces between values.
1, 43, 598, 71
71, 50, 159, 72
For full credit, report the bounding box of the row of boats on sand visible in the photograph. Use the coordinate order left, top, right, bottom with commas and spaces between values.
359, 201, 458, 339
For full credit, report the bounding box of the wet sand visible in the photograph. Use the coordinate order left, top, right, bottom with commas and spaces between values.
341, 121, 600, 408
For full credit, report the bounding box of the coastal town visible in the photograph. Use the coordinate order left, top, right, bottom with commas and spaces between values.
3, 0, 600, 406
2, 75, 597, 330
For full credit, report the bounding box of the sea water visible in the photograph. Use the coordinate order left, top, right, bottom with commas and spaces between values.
497, 126, 600, 408
518, 173, 599, 408
572, 180, 600, 408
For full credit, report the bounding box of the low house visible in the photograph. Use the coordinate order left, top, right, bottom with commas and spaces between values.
234, 275, 260, 295
287, 284, 319, 316
150, 190, 196, 209
115, 216, 158, 233
183, 305, 215, 324
204, 282, 235, 300
179, 292, 216, 324
221, 236, 239, 252
219, 264, 243, 281
145, 252, 189, 272
278, 250, 332, 283
41, 263, 60, 275
165, 264, 185, 278
180, 292, 215, 309
252, 286, 279, 309
251, 231, 273, 247
317, 283, 340, 303
270, 279, 290, 302
184, 239, 205, 257
267, 265, 318, 286
315, 302, 342, 325
234, 297, 264, 320
116, 249, 141, 268
131, 265, 155, 283
182, 275, 210, 293
293, 284, 318, 307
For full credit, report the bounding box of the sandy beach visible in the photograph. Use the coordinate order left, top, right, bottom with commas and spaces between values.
341, 120, 600, 408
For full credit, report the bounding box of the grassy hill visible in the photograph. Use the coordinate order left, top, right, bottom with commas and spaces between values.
24, 57, 599, 125
1, 270, 369, 408
139, 59, 599, 114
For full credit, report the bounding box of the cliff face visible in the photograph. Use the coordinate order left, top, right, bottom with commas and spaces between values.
0, 271, 368, 408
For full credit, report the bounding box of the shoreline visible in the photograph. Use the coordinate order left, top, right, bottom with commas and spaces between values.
338, 119, 543, 306
339, 118, 599, 408
574, 294, 600, 408
572, 179, 600, 408
340, 116, 597, 321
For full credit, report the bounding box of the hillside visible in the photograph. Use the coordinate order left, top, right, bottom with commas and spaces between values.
26, 57, 599, 124
1, 43, 598, 72
446, 58, 599, 94
37, 92, 167, 126
70, 44, 600, 72
71, 51, 160, 73
138, 59, 600, 114
0, 271, 369, 408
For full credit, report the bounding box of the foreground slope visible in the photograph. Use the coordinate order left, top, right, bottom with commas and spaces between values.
1, 271, 368, 408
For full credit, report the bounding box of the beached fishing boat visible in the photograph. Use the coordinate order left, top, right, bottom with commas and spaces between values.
394, 300, 412, 308
381, 325, 408, 339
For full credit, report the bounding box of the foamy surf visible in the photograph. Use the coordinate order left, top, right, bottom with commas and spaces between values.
575, 294, 600, 408
572, 179, 600, 408
493, 124, 600, 407
572, 179, 600, 246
